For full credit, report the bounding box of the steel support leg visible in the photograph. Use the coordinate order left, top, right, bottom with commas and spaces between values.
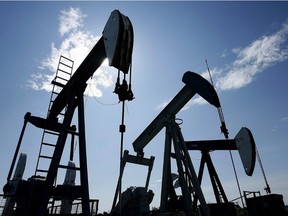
78, 94, 90, 216
170, 119, 210, 216
7, 112, 30, 181
160, 127, 172, 211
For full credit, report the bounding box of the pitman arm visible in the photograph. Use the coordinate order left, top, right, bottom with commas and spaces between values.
132, 71, 220, 155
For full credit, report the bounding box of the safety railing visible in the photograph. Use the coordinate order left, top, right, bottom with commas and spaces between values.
0, 194, 5, 215
48, 198, 99, 215
0, 194, 99, 216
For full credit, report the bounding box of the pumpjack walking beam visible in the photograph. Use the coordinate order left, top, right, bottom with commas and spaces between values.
132, 72, 220, 156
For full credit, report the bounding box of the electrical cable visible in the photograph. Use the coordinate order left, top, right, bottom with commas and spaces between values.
88, 77, 119, 106
256, 146, 271, 194
206, 59, 245, 207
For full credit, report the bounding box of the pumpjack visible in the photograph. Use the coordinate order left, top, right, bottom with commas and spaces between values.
2, 10, 134, 216
2, 9, 286, 216
130, 72, 257, 216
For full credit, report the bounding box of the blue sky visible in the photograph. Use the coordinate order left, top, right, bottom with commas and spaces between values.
0, 1, 288, 213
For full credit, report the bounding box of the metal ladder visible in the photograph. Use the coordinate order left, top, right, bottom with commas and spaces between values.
34, 55, 74, 179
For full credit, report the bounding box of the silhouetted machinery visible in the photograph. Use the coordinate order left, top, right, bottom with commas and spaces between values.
130, 72, 258, 216
2, 9, 286, 216
2, 10, 134, 216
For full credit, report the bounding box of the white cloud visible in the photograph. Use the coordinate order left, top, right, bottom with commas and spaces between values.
189, 96, 208, 106
216, 20, 288, 91
156, 20, 288, 110
28, 7, 113, 97
220, 49, 228, 58
86, 68, 113, 97
155, 99, 170, 111
59, 7, 86, 36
